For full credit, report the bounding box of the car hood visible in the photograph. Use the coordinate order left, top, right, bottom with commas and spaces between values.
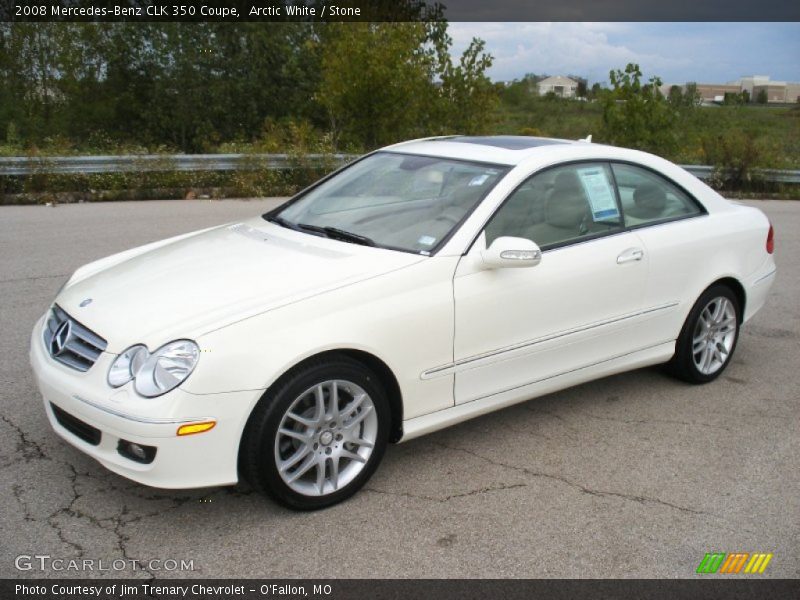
56, 217, 423, 351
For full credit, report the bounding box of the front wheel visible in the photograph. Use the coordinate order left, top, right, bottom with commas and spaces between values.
240, 357, 389, 510
667, 285, 741, 384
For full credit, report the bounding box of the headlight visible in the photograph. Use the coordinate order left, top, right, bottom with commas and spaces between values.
107, 340, 199, 398
108, 345, 149, 387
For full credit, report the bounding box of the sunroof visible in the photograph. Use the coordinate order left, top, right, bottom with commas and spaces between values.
444, 136, 569, 150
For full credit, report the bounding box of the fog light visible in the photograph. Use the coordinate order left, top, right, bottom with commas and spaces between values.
177, 421, 216, 436
117, 439, 156, 464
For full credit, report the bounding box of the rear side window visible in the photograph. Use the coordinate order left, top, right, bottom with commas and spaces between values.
611, 163, 702, 227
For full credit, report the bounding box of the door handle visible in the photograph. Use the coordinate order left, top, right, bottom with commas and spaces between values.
617, 247, 644, 264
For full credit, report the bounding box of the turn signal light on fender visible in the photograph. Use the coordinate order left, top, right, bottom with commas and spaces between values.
177, 421, 216, 436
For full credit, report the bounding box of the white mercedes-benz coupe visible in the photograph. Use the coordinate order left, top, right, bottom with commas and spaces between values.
30, 136, 776, 509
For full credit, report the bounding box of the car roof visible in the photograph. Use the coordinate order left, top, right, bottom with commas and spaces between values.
384, 135, 582, 166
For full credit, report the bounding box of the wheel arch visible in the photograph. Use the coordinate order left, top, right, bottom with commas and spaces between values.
709, 276, 746, 323
336, 349, 404, 443
241, 348, 404, 455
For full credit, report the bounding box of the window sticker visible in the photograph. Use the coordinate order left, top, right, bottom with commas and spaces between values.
576, 167, 619, 221
417, 235, 437, 246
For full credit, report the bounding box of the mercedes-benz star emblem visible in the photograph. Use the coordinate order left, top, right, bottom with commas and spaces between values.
79, 298, 93, 307
50, 321, 72, 356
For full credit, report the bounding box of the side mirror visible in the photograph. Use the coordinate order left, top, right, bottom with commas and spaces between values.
480, 236, 542, 269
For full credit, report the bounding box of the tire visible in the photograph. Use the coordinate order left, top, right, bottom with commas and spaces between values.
666, 284, 741, 384
240, 356, 390, 510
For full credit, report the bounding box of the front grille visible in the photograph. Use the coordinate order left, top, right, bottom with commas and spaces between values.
51, 403, 101, 446
43, 305, 107, 372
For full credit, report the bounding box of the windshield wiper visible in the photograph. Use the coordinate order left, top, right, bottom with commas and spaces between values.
271, 217, 376, 247
265, 214, 296, 230
321, 227, 376, 247
295, 222, 376, 247
295, 222, 329, 235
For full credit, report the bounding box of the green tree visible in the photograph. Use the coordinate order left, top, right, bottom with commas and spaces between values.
317, 22, 496, 148
0, 18, 495, 154
683, 83, 701, 107
668, 85, 684, 106
601, 63, 679, 154
433, 33, 497, 134
318, 23, 438, 148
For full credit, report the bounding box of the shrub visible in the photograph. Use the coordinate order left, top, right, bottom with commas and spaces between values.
700, 131, 774, 190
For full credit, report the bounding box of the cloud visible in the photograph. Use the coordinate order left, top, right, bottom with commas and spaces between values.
448, 22, 800, 85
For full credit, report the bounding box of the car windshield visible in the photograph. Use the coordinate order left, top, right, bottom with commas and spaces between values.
267, 152, 509, 254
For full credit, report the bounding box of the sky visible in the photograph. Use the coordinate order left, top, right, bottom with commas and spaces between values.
448, 23, 800, 86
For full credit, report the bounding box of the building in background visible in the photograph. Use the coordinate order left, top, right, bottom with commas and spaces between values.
734, 76, 800, 103
694, 83, 742, 103
737, 75, 771, 96
666, 75, 800, 104
536, 75, 579, 98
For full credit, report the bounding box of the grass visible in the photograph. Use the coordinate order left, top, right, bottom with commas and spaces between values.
491, 98, 800, 169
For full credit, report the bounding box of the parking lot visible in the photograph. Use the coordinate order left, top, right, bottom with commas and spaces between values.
1, 198, 797, 579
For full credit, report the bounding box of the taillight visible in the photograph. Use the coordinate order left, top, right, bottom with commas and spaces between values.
766, 223, 774, 254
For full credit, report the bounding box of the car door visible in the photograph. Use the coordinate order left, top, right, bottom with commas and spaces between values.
609, 162, 707, 348
452, 162, 650, 404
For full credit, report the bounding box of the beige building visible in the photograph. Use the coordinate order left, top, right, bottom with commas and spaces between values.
752, 84, 789, 103
694, 83, 741, 102
666, 76, 800, 104
731, 76, 800, 103
737, 75, 771, 95
537, 76, 579, 98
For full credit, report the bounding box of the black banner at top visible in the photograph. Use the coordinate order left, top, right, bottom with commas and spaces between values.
2, 0, 800, 22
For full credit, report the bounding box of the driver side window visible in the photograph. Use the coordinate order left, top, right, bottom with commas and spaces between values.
484, 163, 623, 249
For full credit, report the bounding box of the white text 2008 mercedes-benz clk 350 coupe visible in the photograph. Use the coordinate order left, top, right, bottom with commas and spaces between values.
30, 136, 776, 509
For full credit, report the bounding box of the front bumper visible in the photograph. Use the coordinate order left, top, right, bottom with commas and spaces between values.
30, 314, 260, 489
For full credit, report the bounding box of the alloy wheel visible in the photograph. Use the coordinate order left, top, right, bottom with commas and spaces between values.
692, 296, 737, 376
274, 379, 378, 496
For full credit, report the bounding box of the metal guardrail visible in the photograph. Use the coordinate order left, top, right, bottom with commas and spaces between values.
0, 154, 798, 183
680, 165, 800, 184
0, 154, 353, 176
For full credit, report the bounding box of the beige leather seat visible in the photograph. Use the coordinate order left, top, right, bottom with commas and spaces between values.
626, 182, 668, 221
524, 170, 592, 247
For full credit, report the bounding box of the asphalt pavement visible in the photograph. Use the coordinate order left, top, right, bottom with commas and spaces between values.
0, 198, 797, 578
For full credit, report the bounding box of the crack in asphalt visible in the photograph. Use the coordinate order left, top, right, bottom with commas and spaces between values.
580, 412, 732, 432
728, 411, 797, 421
12, 484, 36, 522
0, 414, 48, 467
45, 463, 91, 558
364, 482, 528, 504
429, 441, 708, 516
523, 407, 582, 437
8, 449, 199, 579
0, 273, 68, 284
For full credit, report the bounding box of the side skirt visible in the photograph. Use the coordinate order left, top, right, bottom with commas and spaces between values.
399, 341, 675, 442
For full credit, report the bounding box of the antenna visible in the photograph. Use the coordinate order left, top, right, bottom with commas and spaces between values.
578, 134, 592, 143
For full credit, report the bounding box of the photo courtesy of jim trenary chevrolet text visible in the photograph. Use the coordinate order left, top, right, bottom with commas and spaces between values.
1, 0, 798, 598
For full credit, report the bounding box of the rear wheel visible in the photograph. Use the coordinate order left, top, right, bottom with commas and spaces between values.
667, 284, 741, 383
240, 357, 389, 510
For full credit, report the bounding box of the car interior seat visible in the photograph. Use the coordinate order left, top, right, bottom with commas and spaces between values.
523, 170, 593, 247
627, 182, 668, 221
